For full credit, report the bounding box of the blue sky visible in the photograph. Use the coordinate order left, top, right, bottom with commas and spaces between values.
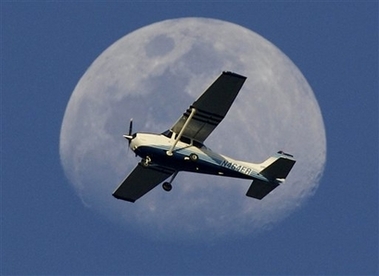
2, 2, 378, 275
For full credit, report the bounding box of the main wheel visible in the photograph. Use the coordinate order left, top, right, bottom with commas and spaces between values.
189, 153, 198, 162
162, 182, 172, 192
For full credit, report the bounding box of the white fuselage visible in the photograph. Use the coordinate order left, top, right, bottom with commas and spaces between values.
129, 132, 267, 181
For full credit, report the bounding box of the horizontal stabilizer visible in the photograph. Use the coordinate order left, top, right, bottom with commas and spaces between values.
246, 179, 279, 200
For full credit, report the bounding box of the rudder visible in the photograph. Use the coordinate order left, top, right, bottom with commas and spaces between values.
260, 156, 296, 180
246, 152, 296, 200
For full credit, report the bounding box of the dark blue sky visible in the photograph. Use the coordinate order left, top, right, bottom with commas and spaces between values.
3, 2, 378, 275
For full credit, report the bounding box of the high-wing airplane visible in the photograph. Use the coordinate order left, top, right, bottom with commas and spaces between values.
113, 71, 296, 203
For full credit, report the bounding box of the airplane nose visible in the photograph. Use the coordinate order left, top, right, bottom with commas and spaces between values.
123, 133, 137, 153
129, 134, 139, 150
123, 133, 136, 141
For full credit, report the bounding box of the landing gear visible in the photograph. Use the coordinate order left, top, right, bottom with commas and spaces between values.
140, 156, 151, 167
162, 171, 178, 192
189, 153, 198, 162
162, 182, 172, 191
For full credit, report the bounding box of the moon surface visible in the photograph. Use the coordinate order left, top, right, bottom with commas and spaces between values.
60, 18, 326, 240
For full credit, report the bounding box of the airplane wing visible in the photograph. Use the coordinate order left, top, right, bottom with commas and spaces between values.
113, 164, 175, 203
171, 71, 246, 143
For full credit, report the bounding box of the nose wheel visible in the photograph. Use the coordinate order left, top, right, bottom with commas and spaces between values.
140, 156, 151, 167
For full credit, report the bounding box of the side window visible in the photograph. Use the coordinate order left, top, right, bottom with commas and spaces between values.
179, 136, 191, 145
193, 140, 204, 148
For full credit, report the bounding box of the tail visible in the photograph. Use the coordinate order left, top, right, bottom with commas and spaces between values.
246, 151, 296, 200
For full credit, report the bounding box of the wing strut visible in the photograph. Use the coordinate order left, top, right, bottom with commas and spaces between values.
166, 107, 196, 156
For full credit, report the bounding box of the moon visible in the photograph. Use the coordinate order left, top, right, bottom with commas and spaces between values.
60, 18, 326, 240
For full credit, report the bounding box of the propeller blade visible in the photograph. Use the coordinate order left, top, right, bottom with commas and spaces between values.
128, 118, 133, 136
124, 118, 134, 145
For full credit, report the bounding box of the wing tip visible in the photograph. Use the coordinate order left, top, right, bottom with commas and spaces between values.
112, 193, 136, 203
222, 71, 247, 79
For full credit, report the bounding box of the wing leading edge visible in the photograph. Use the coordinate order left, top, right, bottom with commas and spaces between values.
171, 71, 246, 143
113, 164, 175, 203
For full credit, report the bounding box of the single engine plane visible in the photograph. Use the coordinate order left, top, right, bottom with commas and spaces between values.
113, 71, 296, 203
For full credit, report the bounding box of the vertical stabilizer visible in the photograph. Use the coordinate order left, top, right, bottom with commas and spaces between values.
259, 153, 296, 180
246, 152, 295, 199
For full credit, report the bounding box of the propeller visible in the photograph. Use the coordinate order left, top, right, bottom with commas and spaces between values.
128, 118, 133, 136
123, 118, 134, 144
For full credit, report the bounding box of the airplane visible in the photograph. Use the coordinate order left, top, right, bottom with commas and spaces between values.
113, 71, 296, 203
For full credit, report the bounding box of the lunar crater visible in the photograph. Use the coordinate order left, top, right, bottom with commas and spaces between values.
145, 34, 175, 58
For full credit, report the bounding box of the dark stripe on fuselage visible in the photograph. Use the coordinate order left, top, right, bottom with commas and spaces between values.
135, 145, 254, 180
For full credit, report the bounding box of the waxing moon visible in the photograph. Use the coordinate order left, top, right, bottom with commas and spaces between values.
60, 18, 326, 240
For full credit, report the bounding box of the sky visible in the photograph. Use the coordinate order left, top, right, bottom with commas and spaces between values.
2, 2, 378, 275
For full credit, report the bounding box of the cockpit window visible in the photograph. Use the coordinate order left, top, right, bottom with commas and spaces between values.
162, 131, 205, 149
179, 136, 191, 145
